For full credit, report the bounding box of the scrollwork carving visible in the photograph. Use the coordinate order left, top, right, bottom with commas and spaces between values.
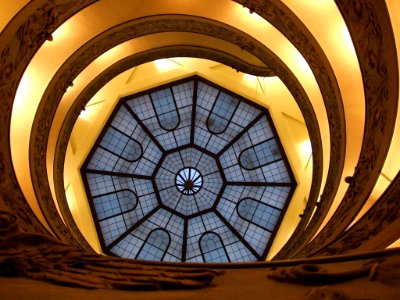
0, 210, 221, 290
299, 0, 398, 257
316, 172, 400, 255
268, 254, 400, 288
302, 287, 351, 300
268, 263, 370, 285
0, 0, 97, 235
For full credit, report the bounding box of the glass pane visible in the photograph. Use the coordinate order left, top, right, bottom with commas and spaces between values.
136, 229, 171, 261
100, 127, 142, 162
239, 138, 281, 170
94, 189, 138, 221
151, 88, 180, 131
237, 198, 280, 231
200, 232, 230, 262
207, 92, 239, 134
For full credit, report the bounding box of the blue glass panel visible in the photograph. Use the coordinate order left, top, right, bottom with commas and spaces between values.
136, 228, 171, 261
237, 198, 280, 232
94, 189, 138, 221
207, 92, 239, 134
100, 127, 142, 162
239, 138, 281, 170
200, 232, 230, 262
151, 88, 180, 131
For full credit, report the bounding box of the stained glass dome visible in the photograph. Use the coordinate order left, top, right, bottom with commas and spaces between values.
81, 76, 296, 262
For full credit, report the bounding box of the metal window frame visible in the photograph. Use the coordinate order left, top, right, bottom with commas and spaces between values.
81, 75, 297, 262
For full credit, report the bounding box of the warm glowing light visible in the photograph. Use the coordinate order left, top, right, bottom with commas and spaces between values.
330, 20, 357, 66
243, 7, 265, 23
299, 140, 312, 156
341, 24, 353, 50
154, 58, 181, 72
51, 20, 72, 41
65, 185, 78, 216
234, 3, 269, 27
241, 74, 268, 100
13, 70, 35, 113
242, 73, 258, 84
298, 140, 312, 168
79, 100, 105, 121
294, 51, 312, 75
299, 0, 332, 9
79, 107, 92, 121
388, 238, 400, 249
11, 65, 54, 231
95, 44, 128, 66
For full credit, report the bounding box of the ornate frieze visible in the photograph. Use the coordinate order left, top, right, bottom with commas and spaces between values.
299, 0, 399, 257
0, 0, 98, 237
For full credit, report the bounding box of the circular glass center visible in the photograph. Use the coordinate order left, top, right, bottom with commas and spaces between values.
175, 167, 203, 195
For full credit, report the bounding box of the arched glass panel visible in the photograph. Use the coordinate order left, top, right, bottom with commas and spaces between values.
199, 231, 230, 262
94, 189, 138, 221
239, 138, 282, 170
237, 198, 280, 232
100, 126, 142, 162
207, 91, 239, 134
136, 228, 171, 261
151, 87, 180, 131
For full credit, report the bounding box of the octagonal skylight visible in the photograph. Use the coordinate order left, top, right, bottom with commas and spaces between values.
81, 76, 296, 262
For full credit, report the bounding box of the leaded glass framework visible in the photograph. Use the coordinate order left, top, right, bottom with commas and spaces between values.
81, 76, 296, 262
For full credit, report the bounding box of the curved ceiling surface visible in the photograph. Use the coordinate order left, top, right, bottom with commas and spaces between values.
1, 0, 399, 263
